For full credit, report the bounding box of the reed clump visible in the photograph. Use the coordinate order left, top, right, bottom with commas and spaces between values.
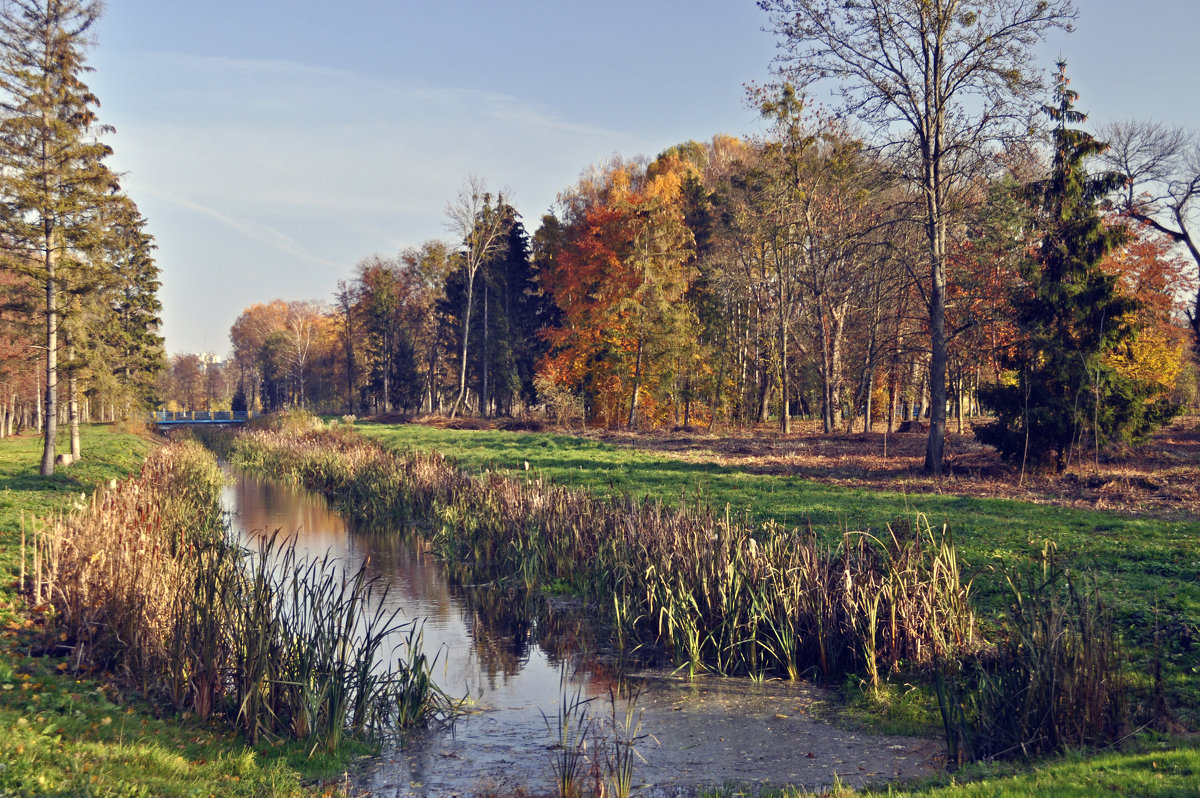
223, 424, 978, 685
935, 542, 1128, 764
28, 439, 455, 752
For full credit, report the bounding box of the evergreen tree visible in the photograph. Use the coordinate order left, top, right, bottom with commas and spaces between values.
0, 0, 116, 474
105, 198, 165, 411
480, 202, 550, 415
977, 63, 1180, 470
82, 195, 164, 418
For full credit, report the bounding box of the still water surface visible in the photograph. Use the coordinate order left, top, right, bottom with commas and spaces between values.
221, 467, 935, 796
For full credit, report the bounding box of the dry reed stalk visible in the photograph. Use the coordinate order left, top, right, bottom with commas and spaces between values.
221, 423, 982, 685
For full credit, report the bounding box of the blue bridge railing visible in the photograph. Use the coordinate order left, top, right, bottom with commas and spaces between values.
152, 410, 253, 425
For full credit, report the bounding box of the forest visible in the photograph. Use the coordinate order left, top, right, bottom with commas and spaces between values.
163, 73, 1198, 472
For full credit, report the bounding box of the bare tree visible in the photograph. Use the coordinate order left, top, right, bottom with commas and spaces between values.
759, 0, 1075, 473
445, 176, 507, 418
1099, 120, 1200, 346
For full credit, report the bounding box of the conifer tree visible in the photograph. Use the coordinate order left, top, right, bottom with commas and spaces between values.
977, 63, 1180, 470
83, 195, 164, 418
0, 0, 116, 475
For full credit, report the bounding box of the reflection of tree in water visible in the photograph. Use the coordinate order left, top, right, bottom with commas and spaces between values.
353, 525, 458, 625
345, 521, 646, 693
460, 584, 535, 685
457, 577, 641, 697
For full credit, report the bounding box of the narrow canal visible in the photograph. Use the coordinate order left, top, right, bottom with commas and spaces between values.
221, 466, 937, 797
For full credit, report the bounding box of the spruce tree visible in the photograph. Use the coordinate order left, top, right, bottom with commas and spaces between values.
0, 0, 115, 474
977, 63, 1179, 470
94, 195, 165, 414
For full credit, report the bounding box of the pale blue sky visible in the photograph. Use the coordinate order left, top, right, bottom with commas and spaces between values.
85, 1, 1200, 356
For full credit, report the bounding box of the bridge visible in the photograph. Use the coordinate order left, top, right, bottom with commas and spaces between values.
152, 410, 254, 425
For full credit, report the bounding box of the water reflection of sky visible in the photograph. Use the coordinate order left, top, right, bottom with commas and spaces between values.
219, 466, 936, 796
220, 466, 589, 718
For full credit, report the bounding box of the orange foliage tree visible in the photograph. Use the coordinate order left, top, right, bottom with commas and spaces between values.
1100, 221, 1194, 398
537, 156, 698, 428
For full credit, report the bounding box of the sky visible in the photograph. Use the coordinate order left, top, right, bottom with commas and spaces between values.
84, 0, 1200, 357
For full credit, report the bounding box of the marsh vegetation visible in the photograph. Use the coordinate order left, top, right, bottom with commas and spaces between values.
216, 414, 1166, 781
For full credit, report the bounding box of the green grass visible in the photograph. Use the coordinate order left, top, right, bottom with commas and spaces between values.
0, 426, 357, 797
694, 738, 1200, 797
357, 424, 1200, 727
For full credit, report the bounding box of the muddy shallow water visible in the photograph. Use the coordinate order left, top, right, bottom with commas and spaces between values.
221, 467, 938, 797
361, 675, 938, 797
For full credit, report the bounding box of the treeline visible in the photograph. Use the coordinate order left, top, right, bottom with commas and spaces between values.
201, 76, 1194, 469
0, 1, 164, 475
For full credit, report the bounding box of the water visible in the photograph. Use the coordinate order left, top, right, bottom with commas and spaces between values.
221, 467, 938, 796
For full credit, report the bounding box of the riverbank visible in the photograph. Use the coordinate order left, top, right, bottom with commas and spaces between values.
207, 412, 1194, 795
346, 417, 1198, 796
0, 425, 370, 796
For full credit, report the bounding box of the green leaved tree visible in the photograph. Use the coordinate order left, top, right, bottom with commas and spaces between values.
976, 63, 1181, 471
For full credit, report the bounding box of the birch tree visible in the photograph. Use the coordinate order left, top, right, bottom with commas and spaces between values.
445, 176, 507, 418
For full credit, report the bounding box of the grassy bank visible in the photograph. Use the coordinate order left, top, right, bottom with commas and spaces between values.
0, 426, 364, 797
356, 423, 1200, 730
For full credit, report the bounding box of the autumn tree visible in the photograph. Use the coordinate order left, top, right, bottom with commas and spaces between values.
537, 156, 697, 428
0, 0, 119, 474
281, 299, 324, 408
1099, 120, 1200, 351
230, 300, 289, 409
759, 0, 1075, 473
1099, 221, 1194, 403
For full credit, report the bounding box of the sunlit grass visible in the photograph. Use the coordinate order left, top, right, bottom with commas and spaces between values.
698, 738, 1200, 797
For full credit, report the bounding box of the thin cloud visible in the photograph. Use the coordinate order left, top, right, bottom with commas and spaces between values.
145, 187, 342, 270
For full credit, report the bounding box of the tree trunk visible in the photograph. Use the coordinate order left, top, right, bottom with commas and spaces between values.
628, 338, 644, 429
480, 280, 489, 416
923, 137, 948, 474
40, 251, 57, 476
450, 266, 476, 419
778, 288, 790, 435
69, 351, 80, 461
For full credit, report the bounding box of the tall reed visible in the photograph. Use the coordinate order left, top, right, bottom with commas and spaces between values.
935, 542, 1127, 764
220, 421, 979, 686
31, 439, 456, 752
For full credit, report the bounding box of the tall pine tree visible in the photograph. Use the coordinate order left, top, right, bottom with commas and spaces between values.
977, 63, 1179, 470
0, 0, 116, 474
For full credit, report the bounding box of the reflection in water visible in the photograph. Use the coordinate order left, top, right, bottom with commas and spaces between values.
222, 466, 610, 719
221, 466, 935, 796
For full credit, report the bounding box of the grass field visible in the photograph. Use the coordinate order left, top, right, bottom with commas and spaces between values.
0, 426, 356, 797
356, 423, 1200, 731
